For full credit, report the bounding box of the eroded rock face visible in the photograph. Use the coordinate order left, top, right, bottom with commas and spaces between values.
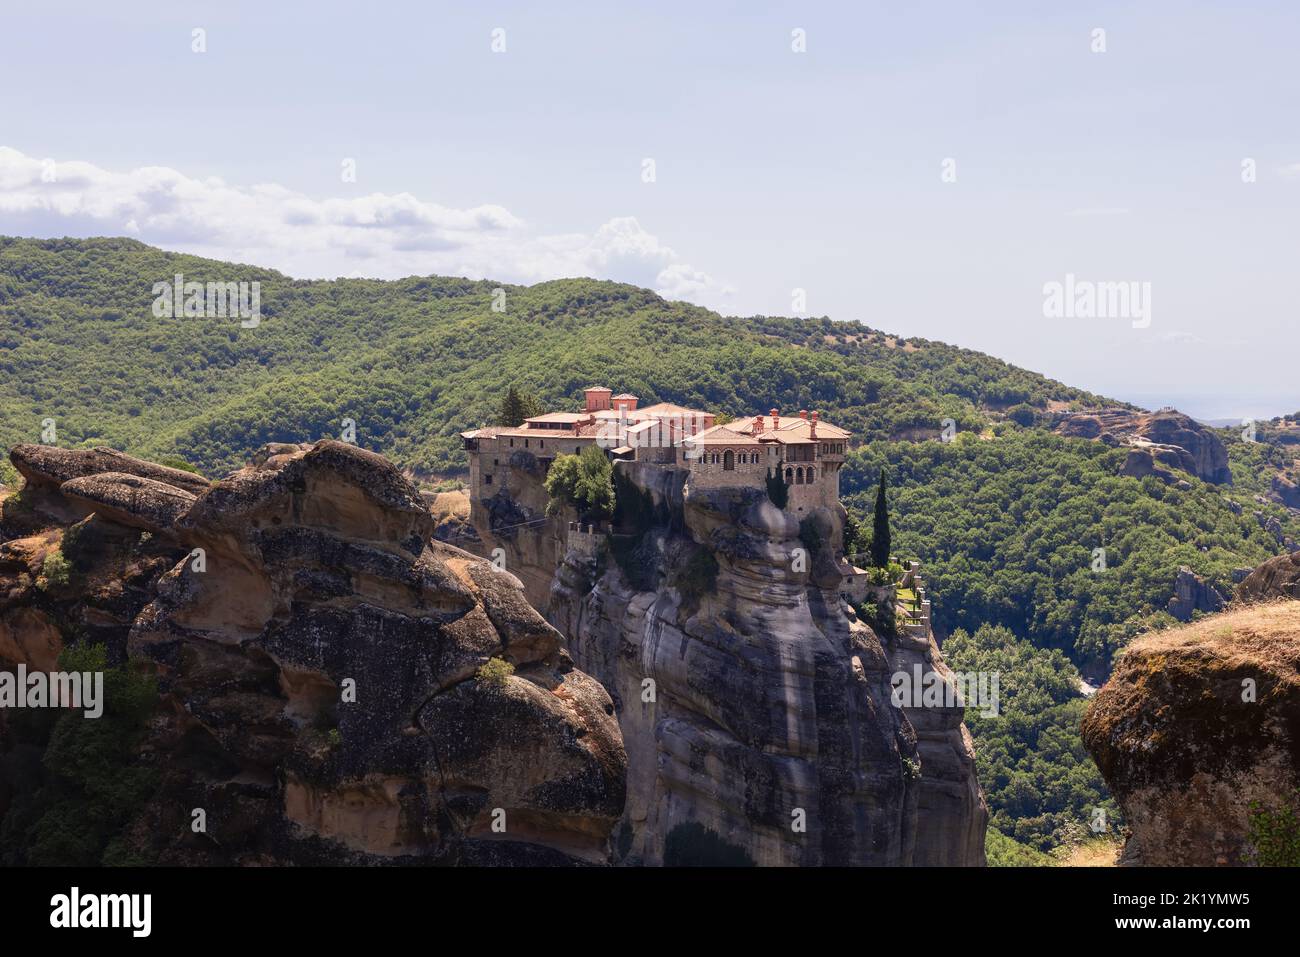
1081, 603, 1300, 866
1166, 566, 1228, 622
1055, 409, 1233, 485
0, 442, 626, 865
544, 462, 986, 865
1236, 550, 1300, 603
10, 444, 212, 496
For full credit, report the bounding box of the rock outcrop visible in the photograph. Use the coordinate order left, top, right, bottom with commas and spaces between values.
1082, 603, 1300, 866
1166, 566, 1228, 622
1055, 408, 1233, 485
542, 461, 986, 865
0, 442, 626, 865
1236, 550, 1300, 603
1272, 474, 1300, 510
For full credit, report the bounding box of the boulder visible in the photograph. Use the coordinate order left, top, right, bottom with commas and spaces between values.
60, 472, 197, 532
1272, 475, 1300, 510
1055, 408, 1232, 485
1082, 603, 1300, 865
1166, 566, 1227, 622
0, 441, 628, 865
1236, 550, 1300, 603
9, 444, 211, 495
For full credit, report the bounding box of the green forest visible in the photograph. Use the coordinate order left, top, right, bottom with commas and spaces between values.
3, 236, 1297, 862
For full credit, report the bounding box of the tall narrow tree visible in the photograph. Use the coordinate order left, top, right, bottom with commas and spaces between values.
870, 467, 891, 568
498, 386, 526, 427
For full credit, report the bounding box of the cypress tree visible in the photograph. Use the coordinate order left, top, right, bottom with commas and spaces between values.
870, 467, 891, 568
498, 386, 526, 427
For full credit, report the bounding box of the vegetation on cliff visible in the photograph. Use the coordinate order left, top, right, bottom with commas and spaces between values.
0, 643, 158, 866
544, 446, 615, 521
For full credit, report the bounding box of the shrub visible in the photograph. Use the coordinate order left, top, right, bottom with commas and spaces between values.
673, 547, 719, 608
1, 643, 159, 866
1007, 404, 1038, 427
476, 657, 515, 688
1248, 792, 1300, 866
157, 456, 199, 474
985, 828, 1054, 867
36, 549, 72, 591
544, 446, 614, 521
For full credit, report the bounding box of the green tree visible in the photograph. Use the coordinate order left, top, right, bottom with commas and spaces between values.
870, 467, 891, 568
544, 446, 615, 521
497, 386, 530, 427
765, 464, 788, 509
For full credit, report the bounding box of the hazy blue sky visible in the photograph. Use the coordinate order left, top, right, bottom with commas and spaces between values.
3, 1, 1298, 418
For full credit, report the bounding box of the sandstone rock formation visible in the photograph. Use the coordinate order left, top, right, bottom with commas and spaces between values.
1082, 603, 1300, 866
538, 462, 986, 865
0, 442, 626, 865
1272, 474, 1300, 510
1166, 566, 1228, 622
1055, 408, 1233, 485
1236, 550, 1300, 603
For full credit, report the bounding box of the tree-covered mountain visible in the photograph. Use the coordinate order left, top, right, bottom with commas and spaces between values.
0, 236, 1109, 482
4, 236, 1296, 858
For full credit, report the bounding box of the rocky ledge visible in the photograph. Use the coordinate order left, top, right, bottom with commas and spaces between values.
1082, 602, 1300, 866
0, 442, 626, 865
1054, 408, 1233, 486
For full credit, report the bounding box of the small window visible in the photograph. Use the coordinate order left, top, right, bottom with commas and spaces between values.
485, 474, 493, 485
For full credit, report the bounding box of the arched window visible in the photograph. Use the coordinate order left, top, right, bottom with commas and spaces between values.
723, 450, 734, 470
807, 467, 814, 482
785, 467, 793, 484
795, 467, 804, 484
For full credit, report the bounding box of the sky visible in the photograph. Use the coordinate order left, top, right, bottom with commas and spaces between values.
2, 0, 1298, 420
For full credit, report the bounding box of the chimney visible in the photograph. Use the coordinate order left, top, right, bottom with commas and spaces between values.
810, 411, 818, 438
799, 409, 808, 420
753, 415, 764, 434
770, 408, 779, 431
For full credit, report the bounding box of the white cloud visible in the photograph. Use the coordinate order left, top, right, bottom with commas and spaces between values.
0, 147, 732, 305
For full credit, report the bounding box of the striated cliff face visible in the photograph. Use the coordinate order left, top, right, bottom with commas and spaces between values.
0, 442, 625, 865
542, 462, 986, 865
1082, 602, 1300, 866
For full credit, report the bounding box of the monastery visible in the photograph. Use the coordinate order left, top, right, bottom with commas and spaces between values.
461, 386, 851, 514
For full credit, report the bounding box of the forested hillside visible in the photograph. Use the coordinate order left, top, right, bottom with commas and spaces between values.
4, 236, 1296, 860
0, 236, 1105, 481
